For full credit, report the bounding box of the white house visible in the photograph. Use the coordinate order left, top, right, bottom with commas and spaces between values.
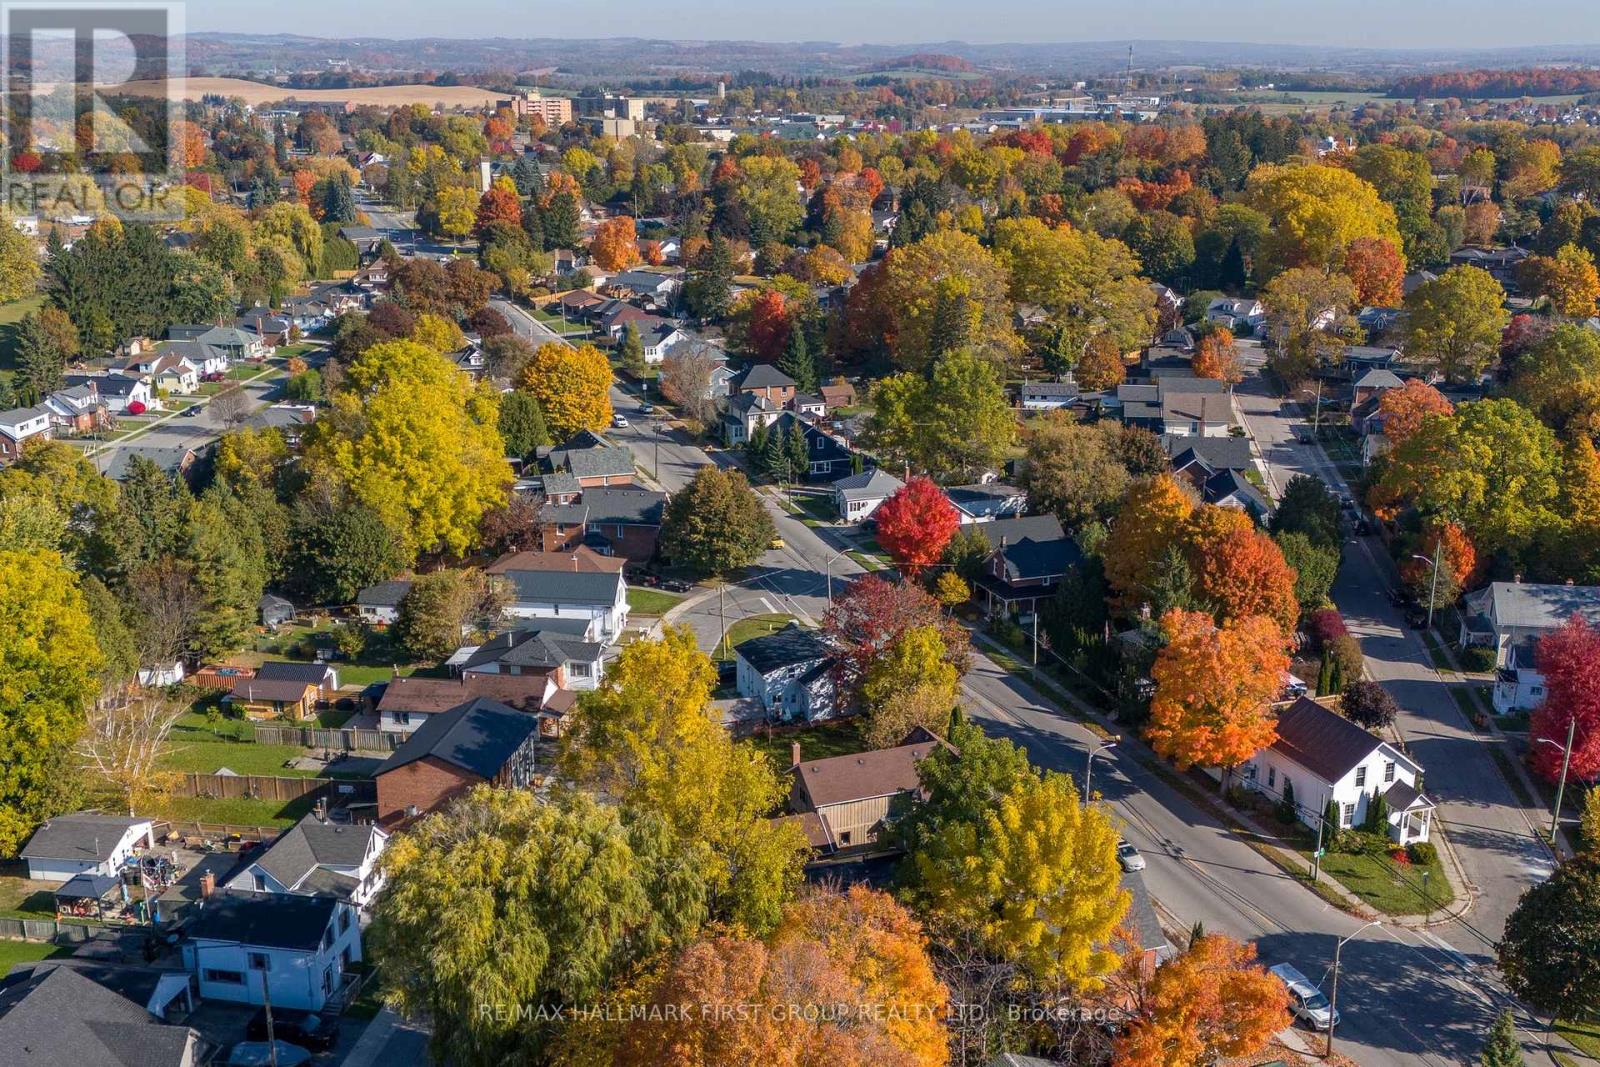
832, 468, 903, 524
641, 322, 687, 364
1020, 381, 1080, 410
734, 623, 841, 723
0, 404, 53, 461
19, 813, 154, 882
486, 551, 630, 644
225, 813, 389, 909
1240, 697, 1434, 844
182, 893, 361, 1013
1206, 297, 1265, 335
458, 624, 607, 691
71, 373, 156, 415
1460, 581, 1600, 713
355, 579, 412, 625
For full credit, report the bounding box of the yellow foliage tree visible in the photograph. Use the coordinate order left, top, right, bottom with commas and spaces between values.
434, 185, 478, 240
879, 229, 1018, 371
1103, 474, 1196, 610
410, 312, 468, 353
516, 342, 613, 439
1245, 162, 1404, 275
862, 624, 960, 713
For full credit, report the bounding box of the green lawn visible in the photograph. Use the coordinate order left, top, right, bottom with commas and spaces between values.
744, 719, 867, 767
0, 939, 69, 970
0, 875, 58, 921
159, 738, 321, 777
152, 793, 318, 829
1556, 1017, 1600, 1060
627, 587, 686, 615
1311, 848, 1455, 917
0, 294, 46, 373
715, 613, 796, 663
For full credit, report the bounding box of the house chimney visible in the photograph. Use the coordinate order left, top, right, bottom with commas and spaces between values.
791, 741, 802, 768
200, 870, 215, 899
1514, 573, 1523, 583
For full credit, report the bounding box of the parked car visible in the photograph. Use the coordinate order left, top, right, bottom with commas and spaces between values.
1269, 963, 1340, 1031
769, 537, 785, 550
1296, 429, 1315, 444
638, 403, 654, 415
661, 578, 692, 593
246, 1009, 338, 1052
1116, 839, 1146, 872
184, 405, 201, 417
226, 1042, 312, 1067
611, 414, 629, 428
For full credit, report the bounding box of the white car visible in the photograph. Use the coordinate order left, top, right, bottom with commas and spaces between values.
611, 414, 629, 429
1269, 963, 1340, 1031
1116, 839, 1146, 872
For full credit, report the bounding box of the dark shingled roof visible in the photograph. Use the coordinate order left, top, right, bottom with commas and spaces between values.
377, 673, 551, 715
977, 515, 1080, 582
356, 580, 412, 608
377, 697, 540, 780
246, 813, 382, 898
1271, 697, 1385, 783
581, 487, 665, 526
1121, 870, 1172, 956
734, 363, 797, 391
461, 629, 602, 672
735, 623, 831, 674
1162, 433, 1254, 472
186, 892, 338, 952
253, 661, 334, 686
792, 727, 948, 809
20, 814, 147, 864
0, 966, 199, 1067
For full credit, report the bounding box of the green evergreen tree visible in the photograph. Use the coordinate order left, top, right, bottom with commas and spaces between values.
760, 420, 787, 481
1480, 1009, 1525, 1067
684, 234, 734, 321
1189, 920, 1206, 948
0, 374, 14, 409
13, 313, 64, 403
928, 290, 973, 362
520, 199, 545, 251
1277, 777, 1298, 824
1364, 789, 1391, 834
777, 327, 817, 393
510, 155, 544, 197
619, 323, 646, 378
1219, 237, 1248, 293
746, 419, 769, 464
320, 175, 357, 224
1323, 798, 1342, 844
543, 190, 581, 251
498, 391, 550, 456
786, 421, 810, 484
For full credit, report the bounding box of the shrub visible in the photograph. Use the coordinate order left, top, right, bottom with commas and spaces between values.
1307, 609, 1348, 649
1391, 847, 1412, 865
1461, 646, 1498, 672
1276, 777, 1299, 824
1342, 680, 1400, 729
1407, 841, 1439, 866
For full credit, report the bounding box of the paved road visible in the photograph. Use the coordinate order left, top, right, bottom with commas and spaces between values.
77, 371, 280, 475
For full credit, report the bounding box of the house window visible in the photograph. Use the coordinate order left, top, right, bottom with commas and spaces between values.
339, 907, 351, 933
247, 952, 271, 972
1384, 761, 1396, 784
1267, 767, 1276, 789
203, 968, 244, 985
1531, 686, 1545, 697
393, 711, 411, 726
254, 873, 267, 892
1342, 803, 1356, 827
569, 661, 593, 678
615, 525, 626, 538
1354, 766, 1367, 789
839, 831, 852, 846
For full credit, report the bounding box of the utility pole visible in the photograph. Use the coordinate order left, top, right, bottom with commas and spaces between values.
261, 966, 279, 1067
1032, 611, 1039, 666
1327, 921, 1380, 1059
718, 582, 727, 660
1311, 808, 1325, 882
1425, 534, 1442, 630
1552, 715, 1577, 842
1312, 378, 1323, 433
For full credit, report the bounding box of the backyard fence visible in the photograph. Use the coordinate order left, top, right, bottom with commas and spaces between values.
0, 917, 100, 944
173, 772, 375, 804
254, 724, 400, 753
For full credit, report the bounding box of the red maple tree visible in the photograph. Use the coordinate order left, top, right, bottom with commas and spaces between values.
1530, 615, 1600, 784
875, 476, 960, 576
822, 574, 969, 692
745, 290, 791, 363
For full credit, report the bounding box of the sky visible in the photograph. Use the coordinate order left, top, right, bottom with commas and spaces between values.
182, 0, 1600, 51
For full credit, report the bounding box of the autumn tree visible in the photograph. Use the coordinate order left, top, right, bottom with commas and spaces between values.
1342, 679, 1402, 730
875, 476, 960, 576
1377, 378, 1454, 447
1403, 266, 1511, 382
878, 229, 1017, 371
659, 466, 775, 578
1401, 518, 1478, 613
862, 623, 961, 713
1113, 933, 1290, 1067
1019, 417, 1131, 528
1244, 162, 1404, 275
516, 342, 612, 439
1103, 474, 1196, 611
1076, 333, 1127, 391
473, 177, 522, 239
1260, 267, 1358, 384
1343, 236, 1406, 306
76, 691, 185, 813
1146, 610, 1288, 786
823, 574, 969, 696
1528, 616, 1600, 784
1498, 854, 1600, 1021
1187, 521, 1300, 634
1523, 243, 1600, 319
560, 626, 809, 932
866, 349, 1016, 482
0, 550, 102, 854
743, 289, 791, 363
590, 215, 641, 272
1510, 324, 1600, 431
1191, 326, 1243, 384
393, 568, 484, 661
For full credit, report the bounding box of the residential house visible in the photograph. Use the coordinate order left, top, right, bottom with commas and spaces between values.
181, 893, 361, 1012
832, 467, 903, 523
554, 288, 606, 319
721, 391, 787, 446
607, 268, 683, 307
1163, 434, 1254, 494
1337, 345, 1401, 381
1020, 381, 1080, 410
227, 674, 318, 721
375, 697, 543, 824
0, 404, 52, 461
537, 486, 666, 562
541, 430, 636, 488
486, 548, 630, 643
1159, 380, 1233, 437
1202, 468, 1273, 521
460, 625, 605, 691
104, 444, 199, 483
757, 411, 856, 481
787, 726, 950, 854
1402, 270, 1438, 297
731, 363, 797, 406
252, 660, 339, 700
1240, 696, 1434, 844
1448, 245, 1529, 289
155, 338, 229, 377
1350, 368, 1406, 435
640, 320, 687, 363
974, 515, 1081, 618
1460, 581, 1600, 712
1160, 325, 1196, 351
19, 813, 153, 882
0, 965, 206, 1067
225, 813, 389, 908
68, 373, 155, 415
195, 325, 269, 361
820, 381, 856, 411
356, 579, 412, 625
594, 299, 655, 338
376, 672, 568, 736
337, 223, 384, 258
42, 382, 106, 435
240, 403, 317, 446
142, 354, 199, 396
1205, 297, 1265, 334
794, 392, 827, 418
236, 310, 292, 347
947, 483, 1027, 524
735, 623, 841, 723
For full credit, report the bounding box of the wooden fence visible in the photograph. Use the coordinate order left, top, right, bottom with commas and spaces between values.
173, 772, 375, 804
254, 724, 400, 753
0, 917, 100, 944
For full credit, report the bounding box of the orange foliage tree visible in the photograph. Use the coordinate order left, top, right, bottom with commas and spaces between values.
1112, 933, 1290, 1067
291, 168, 316, 206
745, 289, 792, 363
590, 216, 641, 272
474, 178, 522, 238
1377, 378, 1454, 447
616, 885, 949, 1067
1103, 475, 1195, 610
876, 476, 960, 576
1187, 517, 1300, 634
1146, 610, 1288, 783
1343, 236, 1405, 307
1400, 517, 1479, 601
1191, 327, 1243, 384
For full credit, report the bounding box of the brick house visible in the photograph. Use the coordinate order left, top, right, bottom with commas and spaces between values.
375, 697, 543, 825
537, 487, 666, 562
731, 363, 797, 407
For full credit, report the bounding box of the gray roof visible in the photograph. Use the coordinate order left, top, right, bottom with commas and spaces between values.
186, 892, 338, 952
947, 483, 1026, 518
1162, 433, 1254, 472
560, 445, 636, 480
1203, 468, 1272, 517
1272, 697, 1386, 783
1021, 382, 1078, 397
0, 966, 198, 1067
248, 813, 381, 898
1353, 369, 1405, 390
1383, 779, 1433, 811
20, 813, 147, 864
0, 403, 51, 424
539, 501, 589, 525
253, 661, 333, 686
977, 515, 1078, 582
377, 697, 541, 780
55, 872, 121, 899
461, 628, 603, 672
832, 467, 903, 500
104, 445, 196, 482
356, 580, 412, 608
734, 363, 797, 391
540, 470, 583, 497
1477, 581, 1600, 632
582, 487, 665, 526
496, 565, 622, 606
67, 373, 143, 398
1161, 390, 1231, 427
1121, 870, 1171, 956
736, 623, 831, 674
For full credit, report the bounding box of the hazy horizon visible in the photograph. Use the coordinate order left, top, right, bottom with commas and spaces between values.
182, 1, 1600, 52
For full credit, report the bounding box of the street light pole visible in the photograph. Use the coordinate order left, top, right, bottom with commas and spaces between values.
1538, 719, 1578, 842
1327, 921, 1381, 1059
1409, 535, 1444, 629
824, 548, 848, 604
1085, 738, 1119, 798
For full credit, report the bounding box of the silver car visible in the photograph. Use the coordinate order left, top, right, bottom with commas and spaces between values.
1116, 839, 1146, 872
1270, 963, 1340, 1030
